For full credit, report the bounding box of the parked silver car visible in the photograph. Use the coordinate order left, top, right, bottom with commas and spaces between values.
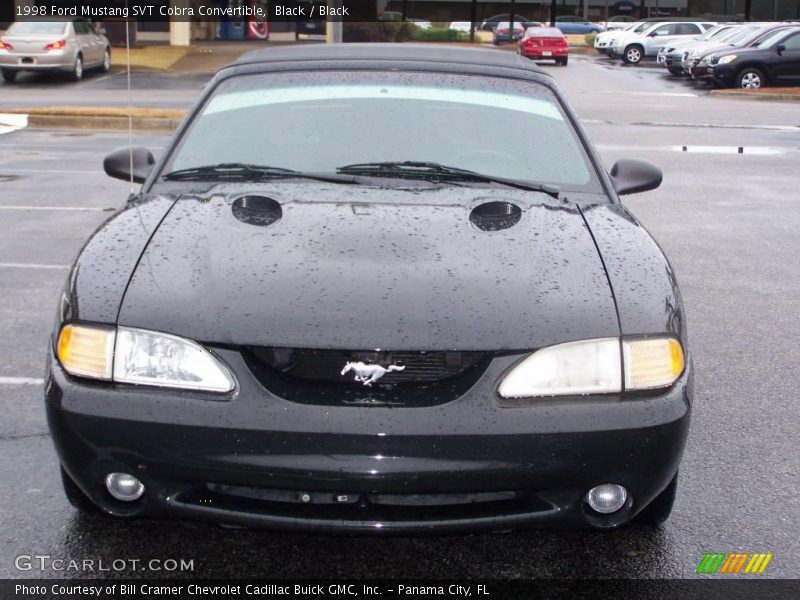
0, 19, 110, 83
610, 20, 716, 64
680, 23, 767, 77
657, 24, 739, 75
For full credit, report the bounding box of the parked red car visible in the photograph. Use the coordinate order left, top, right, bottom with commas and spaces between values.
518, 27, 569, 65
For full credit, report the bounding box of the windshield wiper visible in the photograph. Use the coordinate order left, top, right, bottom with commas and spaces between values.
162, 163, 357, 185
336, 161, 562, 199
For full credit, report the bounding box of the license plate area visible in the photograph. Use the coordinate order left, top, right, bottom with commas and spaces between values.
542, 51, 552, 57
20, 57, 35, 65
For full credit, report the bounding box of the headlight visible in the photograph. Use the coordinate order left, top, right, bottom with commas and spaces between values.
498, 337, 684, 398
498, 338, 621, 398
718, 55, 737, 64
56, 324, 235, 393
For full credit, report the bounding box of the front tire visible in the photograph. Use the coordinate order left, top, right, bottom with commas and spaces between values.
1, 69, 17, 83
61, 466, 99, 513
736, 67, 764, 89
623, 44, 643, 65
636, 473, 678, 526
668, 67, 684, 76
70, 54, 83, 81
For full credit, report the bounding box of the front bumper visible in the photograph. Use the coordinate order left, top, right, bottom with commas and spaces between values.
664, 54, 686, 71
693, 62, 712, 81
704, 64, 737, 86
46, 348, 692, 534
609, 45, 625, 58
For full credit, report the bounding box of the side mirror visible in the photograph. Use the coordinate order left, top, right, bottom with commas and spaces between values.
776, 44, 785, 55
103, 147, 155, 184
609, 159, 662, 195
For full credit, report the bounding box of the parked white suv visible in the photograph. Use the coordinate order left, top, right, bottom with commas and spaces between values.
610, 21, 716, 64
594, 21, 647, 54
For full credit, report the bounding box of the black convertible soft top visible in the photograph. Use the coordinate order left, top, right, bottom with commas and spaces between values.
232, 43, 550, 77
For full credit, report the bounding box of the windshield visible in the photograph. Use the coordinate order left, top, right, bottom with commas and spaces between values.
703, 27, 742, 42
712, 26, 746, 43
8, 21, 68, 35
703, 26, 733, 40
525, 28, 562, 38
724, 25, 760, 45
756, 28, 792, 48
166, 72, 599, 192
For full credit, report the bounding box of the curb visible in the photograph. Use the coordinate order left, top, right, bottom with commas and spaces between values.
709, 90, 800, 103
26, 114, 184, 131
5, 107, 187, 132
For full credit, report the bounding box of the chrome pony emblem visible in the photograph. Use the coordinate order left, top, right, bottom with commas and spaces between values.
340, 361, 405, 386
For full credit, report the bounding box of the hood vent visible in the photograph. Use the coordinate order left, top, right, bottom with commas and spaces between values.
470, 201, 522, 231
232, 195, 282, 227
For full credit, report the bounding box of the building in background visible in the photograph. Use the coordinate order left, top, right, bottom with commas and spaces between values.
5, 0, 800, 45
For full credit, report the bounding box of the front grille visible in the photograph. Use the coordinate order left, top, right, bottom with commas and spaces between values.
243, 348, 492, 407
174, 484, 552, 525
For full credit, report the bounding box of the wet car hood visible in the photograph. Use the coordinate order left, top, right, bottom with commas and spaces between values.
118, 184, 619, 351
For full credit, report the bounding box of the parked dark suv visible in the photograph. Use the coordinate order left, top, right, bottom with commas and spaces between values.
707, 26, 800, 88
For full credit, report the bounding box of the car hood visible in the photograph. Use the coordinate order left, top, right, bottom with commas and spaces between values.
690, 41, 733, 54
118, 184, 619, 351
666, 36, 703, 50
612, 30, 640, 40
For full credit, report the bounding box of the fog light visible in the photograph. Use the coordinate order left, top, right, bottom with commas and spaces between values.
105, 472, 145, 502
585, 484, 628, 514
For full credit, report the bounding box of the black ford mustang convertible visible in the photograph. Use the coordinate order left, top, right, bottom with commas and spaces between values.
47, 45, 691, 533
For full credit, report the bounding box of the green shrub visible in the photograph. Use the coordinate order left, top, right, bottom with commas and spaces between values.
412, 27, 471, 42
584, 31, 597, 46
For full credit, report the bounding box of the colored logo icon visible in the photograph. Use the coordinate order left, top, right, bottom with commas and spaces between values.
696, 552, 773, 575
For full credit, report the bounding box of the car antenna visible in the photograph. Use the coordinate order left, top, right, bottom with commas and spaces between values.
125, 1, 134, 194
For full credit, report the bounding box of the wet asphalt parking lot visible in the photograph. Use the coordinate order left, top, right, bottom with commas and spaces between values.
0, 53, 799, 580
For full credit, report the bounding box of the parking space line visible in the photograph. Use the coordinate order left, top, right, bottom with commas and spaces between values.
595, 144, 790, 157
2, 168, 103, 174
632, 121, 800, 132
596, 91, 699, 98
0, 377, 44, 386
0, 262, 70, 270
0, 205, 110, 211
0, 113, 28, 135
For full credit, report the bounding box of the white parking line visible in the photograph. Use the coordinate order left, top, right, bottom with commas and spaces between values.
597, 91, 699, 98
595, 144, 788, 155
0, 113, 28, 135
0, 262, 69, 270
0, 205, 110, 211
672, 145, 784, 155
4, 168, 102, 175
633, 121, 800, 132
582, 119, 800, 132
0, 377, 43, 386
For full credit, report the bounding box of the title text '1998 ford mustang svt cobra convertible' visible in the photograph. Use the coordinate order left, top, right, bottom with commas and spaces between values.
46, 45, 690, 533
